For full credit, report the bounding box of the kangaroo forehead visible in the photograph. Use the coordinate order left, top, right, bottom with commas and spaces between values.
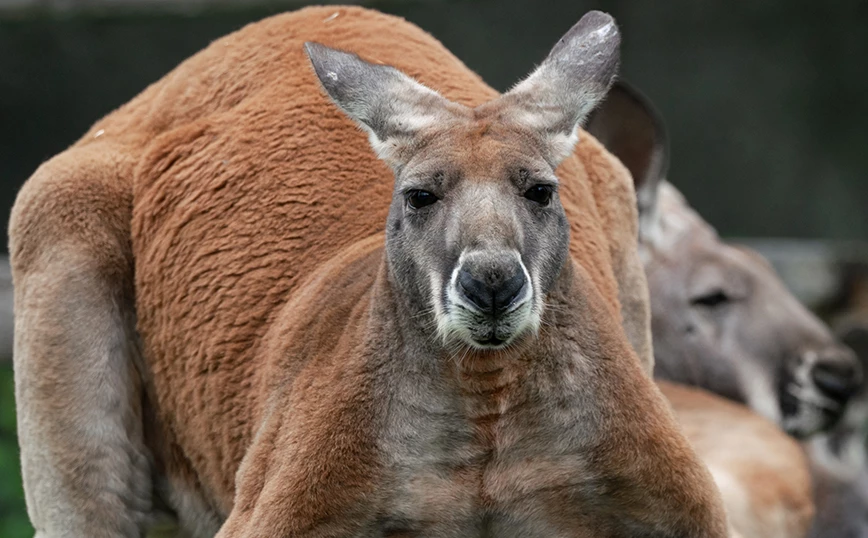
407, 121, 552, 182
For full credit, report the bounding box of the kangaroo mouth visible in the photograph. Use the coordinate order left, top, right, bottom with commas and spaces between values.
779, 376, 847, 438
434, 299, 540, 351
472, 333, 506, 348
456, 305, 531, 349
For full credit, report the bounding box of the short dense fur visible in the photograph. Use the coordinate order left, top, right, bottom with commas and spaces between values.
661, 382, 815, 538
10, 6, 724, 538
645, 185, 860, 436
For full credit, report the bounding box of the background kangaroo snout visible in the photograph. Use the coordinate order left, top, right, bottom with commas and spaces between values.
782, 344, 862, 429
810, 347, 862, 401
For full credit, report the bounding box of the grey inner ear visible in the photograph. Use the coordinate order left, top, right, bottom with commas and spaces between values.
304, 42, 413, 140
585, 80, 669, 229
304, 41, 460, 165
495, 11, 621, 165
536, 11, 622, 123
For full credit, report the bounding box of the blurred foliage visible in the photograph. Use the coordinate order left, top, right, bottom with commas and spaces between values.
0, 367, 33, 538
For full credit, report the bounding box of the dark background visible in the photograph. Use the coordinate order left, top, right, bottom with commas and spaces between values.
1, 0, 866, 535
2, 0, 868, 248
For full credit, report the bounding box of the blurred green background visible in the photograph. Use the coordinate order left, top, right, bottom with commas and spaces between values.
1, 0, 866, 535
0, 367, 30, 536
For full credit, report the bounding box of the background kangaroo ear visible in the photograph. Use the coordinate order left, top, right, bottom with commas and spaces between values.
304, 42, 458, 167
585, 80, 669, 240
498, 11, 621, 166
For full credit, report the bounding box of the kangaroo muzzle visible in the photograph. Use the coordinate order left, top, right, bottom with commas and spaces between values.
456, 253, 528, 317
438, 249, 538, 349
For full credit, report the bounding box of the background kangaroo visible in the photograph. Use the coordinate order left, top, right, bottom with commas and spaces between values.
10, 6, 727, 537
586, 82, 863, 439
586, 80, 867, 538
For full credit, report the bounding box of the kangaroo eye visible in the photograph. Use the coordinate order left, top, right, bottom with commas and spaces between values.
691, 290, 730, 308
524, 185, 554, 206
406, 189, 438, 209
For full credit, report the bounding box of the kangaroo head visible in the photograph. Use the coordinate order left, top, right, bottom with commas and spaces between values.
587, 81, 863, 438
306, 12, 619, 350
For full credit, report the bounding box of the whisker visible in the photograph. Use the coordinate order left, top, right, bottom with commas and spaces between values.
410, 307, 436, 320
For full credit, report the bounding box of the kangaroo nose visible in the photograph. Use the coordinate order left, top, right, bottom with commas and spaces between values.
457, 265, 527, 315
811, 347, 863, 401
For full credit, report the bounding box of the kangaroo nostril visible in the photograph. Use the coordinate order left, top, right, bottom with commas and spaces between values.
494, 270, 527, 311
458, 269, 493, 312
811, 360, 861, 400
457, 266, 527, 315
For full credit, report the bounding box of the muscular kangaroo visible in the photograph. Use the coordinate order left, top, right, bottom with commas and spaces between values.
10, 6, 726, 537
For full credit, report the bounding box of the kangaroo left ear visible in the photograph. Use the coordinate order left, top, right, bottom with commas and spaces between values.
496, 11, 621, 166
304, 42, 462, 168
585, 80, 669, 241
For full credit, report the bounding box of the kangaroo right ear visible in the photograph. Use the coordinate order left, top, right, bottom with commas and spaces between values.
496, 11, 621, 167
304, 42, 460, 168
585, 80, 669, 241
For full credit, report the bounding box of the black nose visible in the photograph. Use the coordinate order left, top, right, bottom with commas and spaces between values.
457, 266, 527, 315
811, 348, 863, 401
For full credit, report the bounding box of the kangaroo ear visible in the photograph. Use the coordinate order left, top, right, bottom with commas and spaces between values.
305, 42, 459, 168
585, 80, 669, 241
498, 11, 621, 166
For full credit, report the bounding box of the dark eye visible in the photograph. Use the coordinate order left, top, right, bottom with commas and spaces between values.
691, 290, 730, 308
524, 184, 554, 206
406, 189, 438, 209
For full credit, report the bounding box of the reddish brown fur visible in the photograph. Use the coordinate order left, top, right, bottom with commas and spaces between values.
661, 381, 815, 538
120, 6, 642, 508
10, 5, 723, 536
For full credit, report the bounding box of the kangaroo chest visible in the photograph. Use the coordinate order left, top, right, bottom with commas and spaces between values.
371, 361, 606, 538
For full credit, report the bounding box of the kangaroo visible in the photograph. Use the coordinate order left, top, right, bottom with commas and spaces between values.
804, 322, 868, 538
10, 6, 726, 537
586, 81, 862, 439
660, 380, 814, 538
585, 80, 865, 538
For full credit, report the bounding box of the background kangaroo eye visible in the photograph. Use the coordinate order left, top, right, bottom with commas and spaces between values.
406, 190, 438, 209
524, 185, 553, 205
691, 290, 731, 308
